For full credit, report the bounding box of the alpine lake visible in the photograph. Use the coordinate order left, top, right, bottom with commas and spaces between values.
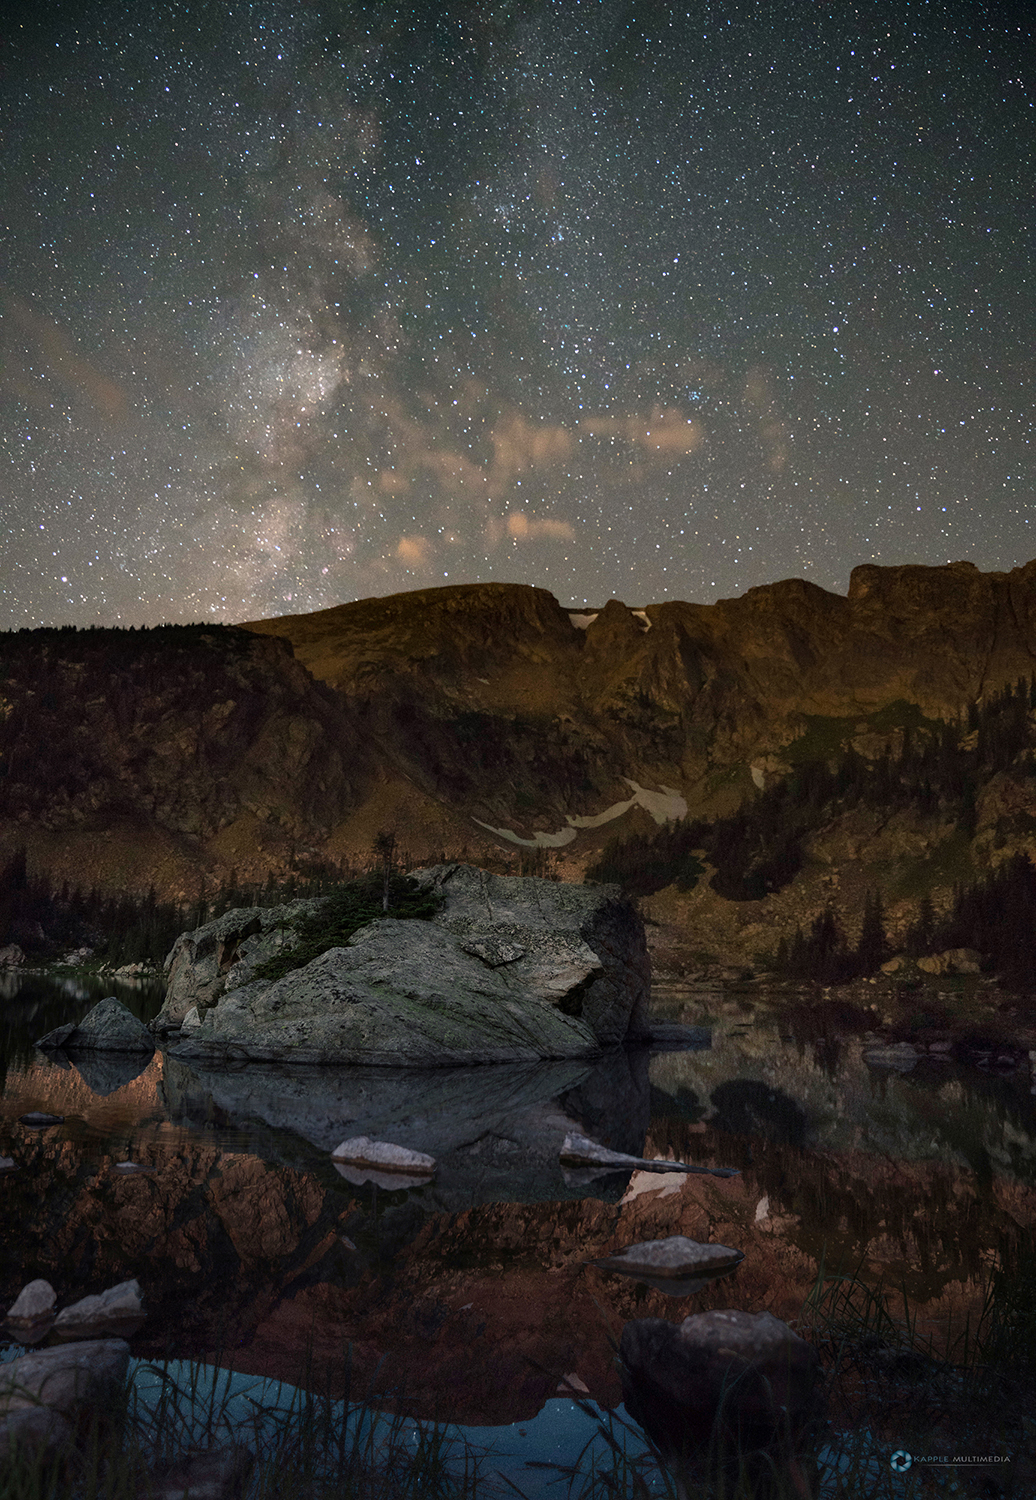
2, 964, 1035, 1495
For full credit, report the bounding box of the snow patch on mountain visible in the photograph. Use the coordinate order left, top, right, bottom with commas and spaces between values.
473, 779, 687, 848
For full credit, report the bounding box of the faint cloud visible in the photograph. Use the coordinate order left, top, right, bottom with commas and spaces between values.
1, 293, 128, 422
378, 468, 409, 492
396, 534, 433, 564
506, 513, 575, 540
490, 413, 573, 473
581, 405, 703, 456
743, 366, 789, 473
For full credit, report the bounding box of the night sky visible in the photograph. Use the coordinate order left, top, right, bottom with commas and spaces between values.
2, 1, 1034, 629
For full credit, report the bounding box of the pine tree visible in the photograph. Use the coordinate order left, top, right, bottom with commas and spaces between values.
856, 889, 888, 974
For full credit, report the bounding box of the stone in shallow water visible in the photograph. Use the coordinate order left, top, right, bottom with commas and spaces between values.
594, 1235, 744, 1282
6, 1279, 57, 1325
0, 1339, 130, 1417
620, 1309, 824, 1487
0, 1406, 73, 1465
54, 1279, 145, 1340
36, 995, 154, 1054
862, 1041, 919, 1072
148, 1444, 255, 1500
331, 1136, 436, 1174
560, 1131, 740, 1178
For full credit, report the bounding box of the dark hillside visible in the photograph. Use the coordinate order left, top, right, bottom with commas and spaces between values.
0, 624, 370, 899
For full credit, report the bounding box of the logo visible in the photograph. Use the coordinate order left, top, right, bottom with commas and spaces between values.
890, 1451, 913, 1473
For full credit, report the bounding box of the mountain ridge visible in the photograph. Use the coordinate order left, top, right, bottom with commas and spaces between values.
4, 557, 1036, 972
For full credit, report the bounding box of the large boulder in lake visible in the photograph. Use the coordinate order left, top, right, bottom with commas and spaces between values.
161, 864, 650, 1066
36, 996, 154, 1054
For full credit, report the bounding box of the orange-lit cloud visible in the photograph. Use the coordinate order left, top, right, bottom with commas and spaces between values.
2, 294, 128, 422
581, 405, 704, 456
506, 513, 575, 540
378, 468, 409, 493
396, 534, 433, 565
490, 413, 573, 473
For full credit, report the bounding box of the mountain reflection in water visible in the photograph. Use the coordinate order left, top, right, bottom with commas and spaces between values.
1, 973, 1034, 1424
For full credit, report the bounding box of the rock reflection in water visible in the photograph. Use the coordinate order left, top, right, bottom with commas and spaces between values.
68, 1050, 153, 1097
158, 1046, 653, 1211
3, 975, 1036, 1430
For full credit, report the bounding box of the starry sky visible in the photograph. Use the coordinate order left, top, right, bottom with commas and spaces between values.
2, 0, 1034, 628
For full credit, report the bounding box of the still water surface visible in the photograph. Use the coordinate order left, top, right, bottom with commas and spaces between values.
1, 972, 1034, 1431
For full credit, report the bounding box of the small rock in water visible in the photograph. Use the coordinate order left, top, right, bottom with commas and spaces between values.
19, 1112, 64, 1127
862, 1041, 919, 1072
0, 1338, 131, 1417
331, 1136, 436, 1175
35, 995, 154, 1054
0, 1406, 74, 1464
6, 1279, 58, 1325
620, 1309, 824, 1481
560, 1132, 740, 1179
147, 1444, 254, 1500
54, 1279, 145, 1340
593, 1236, 744, 1284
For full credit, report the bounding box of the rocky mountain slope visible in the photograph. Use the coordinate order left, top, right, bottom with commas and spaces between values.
4, 558, 1036, 967
0, 624, 373, 899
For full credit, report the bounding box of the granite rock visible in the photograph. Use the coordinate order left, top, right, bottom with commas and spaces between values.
36, 995, 154, 1054
162, 865, 649, 1065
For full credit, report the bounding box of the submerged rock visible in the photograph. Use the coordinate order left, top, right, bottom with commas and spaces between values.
161, 865, 650, 1066
36, 995, 154, 1054
862, 1040, 919, 1072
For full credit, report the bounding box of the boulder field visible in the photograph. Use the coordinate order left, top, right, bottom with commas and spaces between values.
154, 864, 651, 1066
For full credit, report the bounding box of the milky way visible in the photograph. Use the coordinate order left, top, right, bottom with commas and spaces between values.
2, 0, 1033, 627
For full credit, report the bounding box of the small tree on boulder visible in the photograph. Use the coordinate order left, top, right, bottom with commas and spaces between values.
373, 829, 397, 913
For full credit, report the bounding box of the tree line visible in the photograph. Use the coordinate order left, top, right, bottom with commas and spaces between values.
0, 847, 363, 970
777, 856, 1036, 988
586, 680, 1036, 984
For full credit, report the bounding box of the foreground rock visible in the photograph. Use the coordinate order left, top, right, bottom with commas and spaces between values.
5, 1278, 57, 1335
54, 1279, 145, 1340
160, 864, 650, 1065
0, 1339, 130, 1464
35, 995, 154, 1053
148, 1445, 254, 1500
620, 1310, 824, 1495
